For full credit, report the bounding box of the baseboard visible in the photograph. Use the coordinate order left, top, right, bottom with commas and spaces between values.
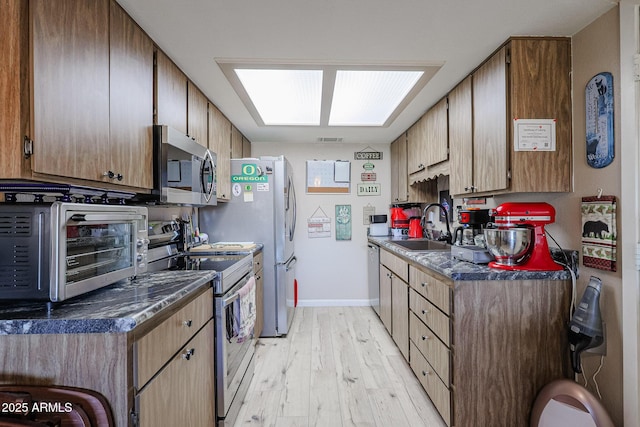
295, 299, 373, 307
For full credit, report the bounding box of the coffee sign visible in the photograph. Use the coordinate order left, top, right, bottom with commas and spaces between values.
354, 151, 382, 160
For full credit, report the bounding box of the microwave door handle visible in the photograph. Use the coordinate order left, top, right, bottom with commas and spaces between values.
69, 213, 145, 222
201, 151, 215, 203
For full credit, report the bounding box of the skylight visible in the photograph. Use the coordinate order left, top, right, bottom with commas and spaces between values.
329, 70, 424, 126
217, 60, 442, 128
234, 69, 322, 126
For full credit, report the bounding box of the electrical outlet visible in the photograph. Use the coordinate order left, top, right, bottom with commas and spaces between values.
585, 321, 607, 356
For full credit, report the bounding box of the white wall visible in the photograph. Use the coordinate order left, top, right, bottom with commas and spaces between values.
251, 141, 390, 306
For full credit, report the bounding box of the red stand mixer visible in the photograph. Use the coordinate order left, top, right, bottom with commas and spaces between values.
484, 202, 563, 271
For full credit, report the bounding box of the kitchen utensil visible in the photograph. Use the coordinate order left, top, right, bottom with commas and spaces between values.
484, 228, 532, 265
408, 217, 423, 238
485, 202, 562, 271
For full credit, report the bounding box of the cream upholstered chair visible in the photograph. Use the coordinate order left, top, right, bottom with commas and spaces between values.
530, 379, 614, 427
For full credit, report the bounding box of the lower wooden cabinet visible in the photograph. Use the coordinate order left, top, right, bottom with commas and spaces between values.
379, 249, 409, 360
405, 261, 571, 427
136, 320, 214, 427
0, 286, 215, 427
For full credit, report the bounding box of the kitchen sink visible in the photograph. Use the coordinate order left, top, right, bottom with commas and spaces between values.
389, 239, 451, 252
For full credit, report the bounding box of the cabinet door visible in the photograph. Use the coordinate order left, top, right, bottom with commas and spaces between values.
109, 1, 153, 189
231, 125, 243, 159
156, 50, 187, 135
137, 321, 214, 427
426, 97, 448, 166
448, 76, 473, 196
472, 46, 509, 193
31, 0, 110, 182
242, 136, 251, 158
379, 265, 392, 334
187, 82, 208, 147
391, 277, 409, 360
208, 105, 231, 200
407, 115, 428, 175
390, 134, 408, 203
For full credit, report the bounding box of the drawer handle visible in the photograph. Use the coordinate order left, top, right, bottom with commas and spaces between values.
421, 335, 429, 341
183, 319, 193, 328
182, 348, 195, 360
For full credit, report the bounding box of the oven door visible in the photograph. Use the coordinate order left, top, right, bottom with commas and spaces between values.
51, 203, 148, 302
215, 272, 255, 420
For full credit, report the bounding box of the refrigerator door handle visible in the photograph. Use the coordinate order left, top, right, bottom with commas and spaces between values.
278, 254, 297, 271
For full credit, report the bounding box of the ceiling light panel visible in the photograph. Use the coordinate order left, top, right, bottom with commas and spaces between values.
234, 69, 322, 125
328, 70, 424, 126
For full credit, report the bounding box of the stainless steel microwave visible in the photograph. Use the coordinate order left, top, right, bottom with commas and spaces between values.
0, 202, 149, 302
138, 125, 217, 206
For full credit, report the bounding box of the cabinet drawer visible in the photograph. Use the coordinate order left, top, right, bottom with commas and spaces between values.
380, 249, 409, 282
136, 288, 213, 388
409, 266, 451, 315
409, 312, 450, 385
410, 341, 451, 426
409, 288, 450, 346
253, 251, 263, 273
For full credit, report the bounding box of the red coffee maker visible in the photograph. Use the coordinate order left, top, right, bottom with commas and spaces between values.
484, 202, 563, 271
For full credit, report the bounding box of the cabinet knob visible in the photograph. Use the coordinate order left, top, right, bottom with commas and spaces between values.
103, 170, 115, 179
116, 173, 123, 181
183, 319, 193, 328
182, 348, 195, 360
421, 309, 428, 315
421, 335, 429, 341
421, 282, 427, 288
421, 370, 430, 376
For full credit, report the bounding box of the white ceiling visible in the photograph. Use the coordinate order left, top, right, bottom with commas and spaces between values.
116, 0, 615, 145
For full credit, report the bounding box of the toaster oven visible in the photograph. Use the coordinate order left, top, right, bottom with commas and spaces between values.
0, 202, 149, 302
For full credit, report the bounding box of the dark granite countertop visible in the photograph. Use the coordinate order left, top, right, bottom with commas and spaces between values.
0, 270, 216, 335
369, 236, 576, 281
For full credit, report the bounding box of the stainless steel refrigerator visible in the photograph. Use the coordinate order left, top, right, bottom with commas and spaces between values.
200, 156, 297, 337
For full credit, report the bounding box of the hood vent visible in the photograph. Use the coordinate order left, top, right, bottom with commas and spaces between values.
317, 137, 344, 143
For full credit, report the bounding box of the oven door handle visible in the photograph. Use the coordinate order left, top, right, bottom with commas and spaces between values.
69, 213, 146, 222
222, 292, 240, 308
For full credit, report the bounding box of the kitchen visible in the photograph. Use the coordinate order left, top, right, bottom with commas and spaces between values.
0, 0, 638, 426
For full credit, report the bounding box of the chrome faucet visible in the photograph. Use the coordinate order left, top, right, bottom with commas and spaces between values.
421, 203, 452, 244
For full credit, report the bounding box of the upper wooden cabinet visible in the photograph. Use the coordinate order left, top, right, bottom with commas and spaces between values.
31, 0, 111, 183
0, 0, 153, 190
407, 114, 428, 175
449, 76, 474, 196
155, 49, 187, 135
187, 81, 208, 147
109, 1, 153, 189
231, 125, 243, 159
390, 133, 408, 203
209, 105, 231, 201
242, 136, 251, 158
425, 97, 448, 166
460, 37, 572, 196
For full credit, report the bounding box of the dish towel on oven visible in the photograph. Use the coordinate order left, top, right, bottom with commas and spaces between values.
232, 276, 256, 343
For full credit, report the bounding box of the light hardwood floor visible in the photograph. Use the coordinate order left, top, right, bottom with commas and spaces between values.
234, 306, 447, 427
